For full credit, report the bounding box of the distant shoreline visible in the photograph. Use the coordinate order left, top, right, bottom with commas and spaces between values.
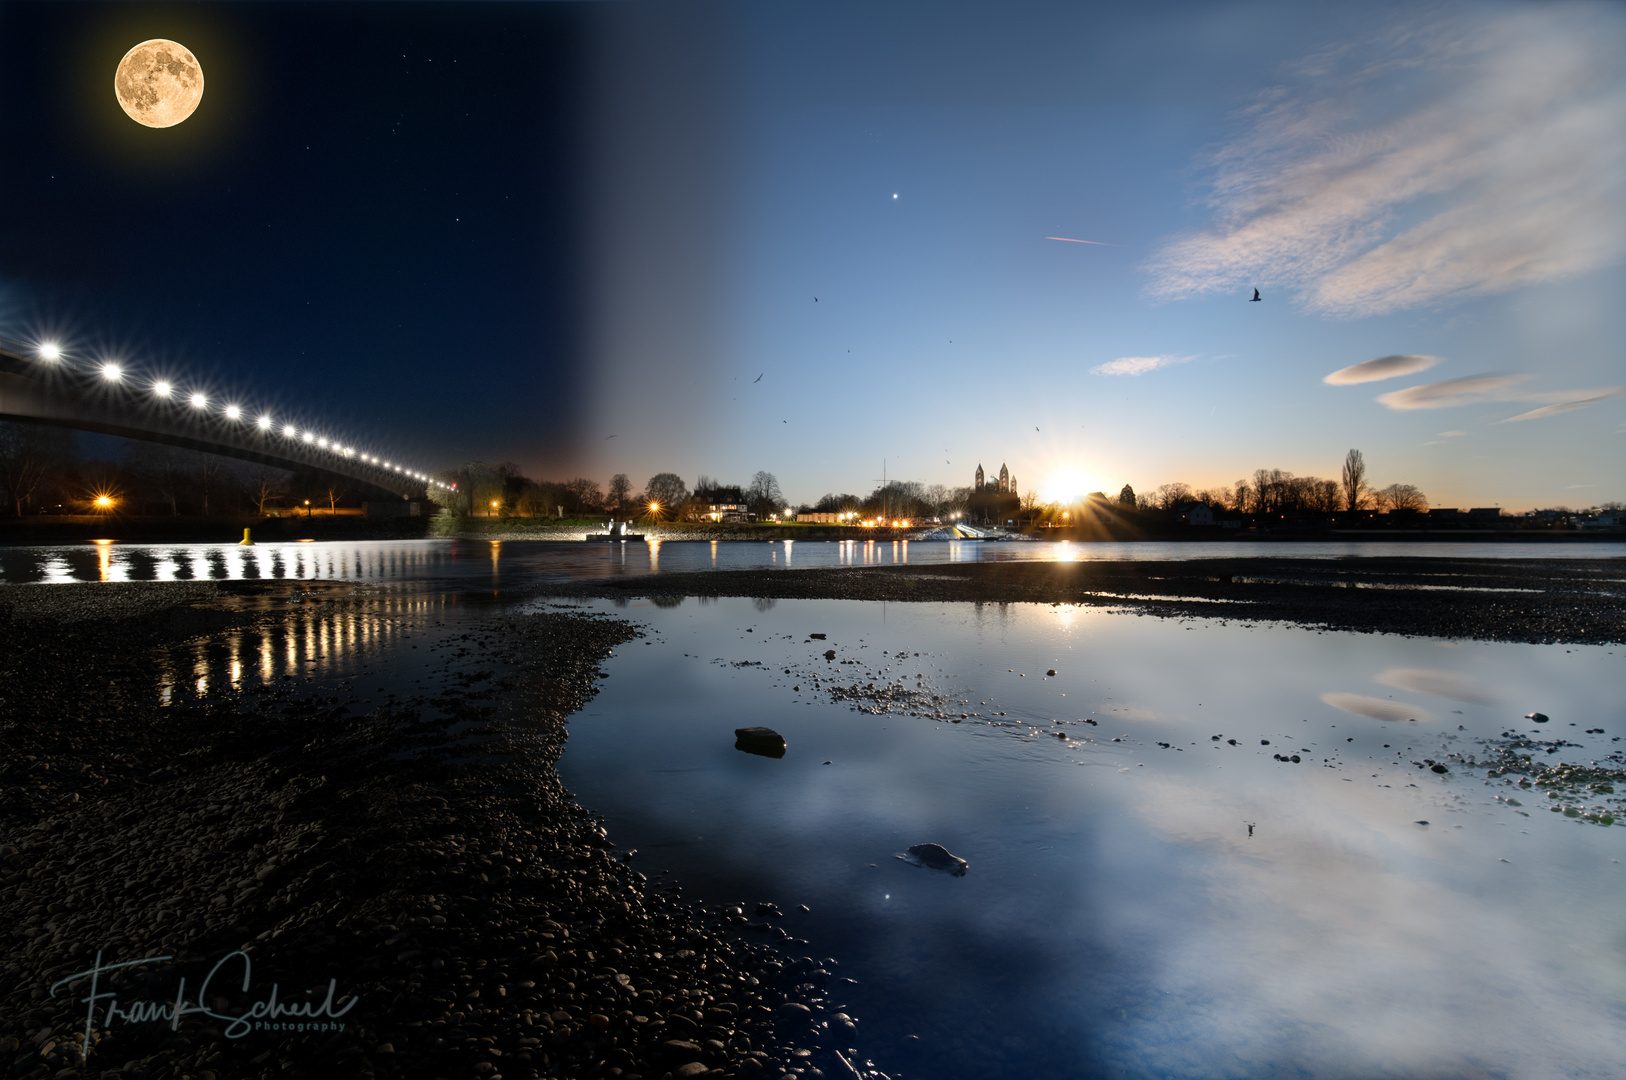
1, 514, 1617, 546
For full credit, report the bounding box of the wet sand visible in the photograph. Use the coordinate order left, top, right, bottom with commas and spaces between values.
533, 556, 1626, 645
1, 583, 863, 1080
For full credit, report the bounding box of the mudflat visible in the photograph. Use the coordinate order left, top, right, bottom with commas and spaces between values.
535, 556, 1626, 645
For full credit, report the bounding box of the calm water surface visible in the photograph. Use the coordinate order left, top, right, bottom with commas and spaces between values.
555, 596, 1625, 1080
2, 536, 1622, 584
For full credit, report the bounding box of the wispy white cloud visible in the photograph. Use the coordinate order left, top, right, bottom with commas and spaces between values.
1144, 8, 1626, 318
1375, 375, 1530, 410
1323, 354, 1440, 385
1091, 355, 1193, 377
1376, 375, 1624, 418
1438, 430, 1467, 437
1498, 391, 1626, 423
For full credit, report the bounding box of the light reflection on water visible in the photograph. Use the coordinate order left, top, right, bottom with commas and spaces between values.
557, 596, 1626, 1080
2, 537, 1623, 585
150, 592, 455, 706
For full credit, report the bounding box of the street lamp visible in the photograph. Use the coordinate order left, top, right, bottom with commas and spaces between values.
491, 499, 500, 517
304, 499, 311, 519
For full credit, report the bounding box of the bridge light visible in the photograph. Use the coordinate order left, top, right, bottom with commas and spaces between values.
257, 415, 272, 429
153, 381, 172, 398
302, 431, 315, 443
100, 363, 122, 381
224, 405, 241, 420
282, 424, 297, 437
317, 437, 329, 448
189, 393, 207, 409
37, 342, 62, 361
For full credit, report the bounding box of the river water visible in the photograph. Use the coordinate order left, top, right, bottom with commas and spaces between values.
0, 536, 1622, 585
10, 539, 1626, 1079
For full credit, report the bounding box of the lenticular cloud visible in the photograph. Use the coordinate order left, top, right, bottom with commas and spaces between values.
1323, 355, 1440, 385
1144, 8, 1626, 318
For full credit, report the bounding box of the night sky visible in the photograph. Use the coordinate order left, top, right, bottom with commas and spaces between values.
0, 1, 590, 473
1, 1, 1622, 508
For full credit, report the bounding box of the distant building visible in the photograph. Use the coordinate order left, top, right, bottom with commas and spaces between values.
797, 511, 843, 523
973, 462, 1017, 496
1179, 503, 1214, 526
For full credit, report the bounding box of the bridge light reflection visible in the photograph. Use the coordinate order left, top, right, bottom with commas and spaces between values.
189, 393, 207, 409
38, 342, 62, 361
100, 363, 122, 381
224, 405, 241, 420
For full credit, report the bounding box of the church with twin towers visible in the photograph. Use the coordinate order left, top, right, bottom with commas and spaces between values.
974, 463, 1017, 496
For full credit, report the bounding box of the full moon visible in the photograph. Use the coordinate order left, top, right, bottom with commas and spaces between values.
114, 39, 204, 128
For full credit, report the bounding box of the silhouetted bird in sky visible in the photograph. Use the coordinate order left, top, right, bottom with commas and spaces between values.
814, 297, 819, 302
753, 373, 763, 383
605, 434, 617, 440
1035, 426, 1040, 432
1250, 288, 1262, 302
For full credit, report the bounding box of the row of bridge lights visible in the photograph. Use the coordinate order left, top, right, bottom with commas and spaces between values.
32, 341, 451, 490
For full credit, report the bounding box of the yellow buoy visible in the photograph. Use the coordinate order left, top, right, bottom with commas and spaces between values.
239, 528, 254, 546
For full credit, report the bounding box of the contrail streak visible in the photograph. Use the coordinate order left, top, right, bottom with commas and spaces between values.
1045, 236, 1117, 246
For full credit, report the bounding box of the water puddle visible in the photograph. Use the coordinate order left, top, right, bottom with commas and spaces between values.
553, 596, 1625, 1080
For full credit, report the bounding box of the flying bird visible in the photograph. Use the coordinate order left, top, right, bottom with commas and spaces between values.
605, 434, 618, 440
1035, 426, 1040, 432
814, 297, 819, 302
1250, 288, 1262, 302
753, 373, 763, 383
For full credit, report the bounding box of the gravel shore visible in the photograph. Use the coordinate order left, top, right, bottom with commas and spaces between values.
1, 584, 872, 1080
532, 556, 1626, 645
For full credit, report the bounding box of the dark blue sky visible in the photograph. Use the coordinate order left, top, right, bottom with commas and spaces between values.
0, 1, 589, 472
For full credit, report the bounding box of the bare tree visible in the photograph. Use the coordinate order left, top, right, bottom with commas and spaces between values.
0, 422, 73, 515
746, 470, 786, 519
1341, 449, 1367, 512
608, 473, 631, 513
643, 473, 689, 517
1375, 483, 1428, 511
248, 465, 285, 515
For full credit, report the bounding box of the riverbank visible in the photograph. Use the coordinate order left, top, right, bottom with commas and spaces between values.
531, 556, 1626, 645
0, 583, 864, 1080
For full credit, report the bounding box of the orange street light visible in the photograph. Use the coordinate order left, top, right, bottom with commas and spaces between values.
93, 495, 114, 510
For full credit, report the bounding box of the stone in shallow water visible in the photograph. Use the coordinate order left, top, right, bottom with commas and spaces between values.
735, 726, 787, 758
903, 842, 969, 876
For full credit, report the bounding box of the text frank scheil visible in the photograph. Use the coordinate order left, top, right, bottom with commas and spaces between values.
50, 950, 358, 1057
